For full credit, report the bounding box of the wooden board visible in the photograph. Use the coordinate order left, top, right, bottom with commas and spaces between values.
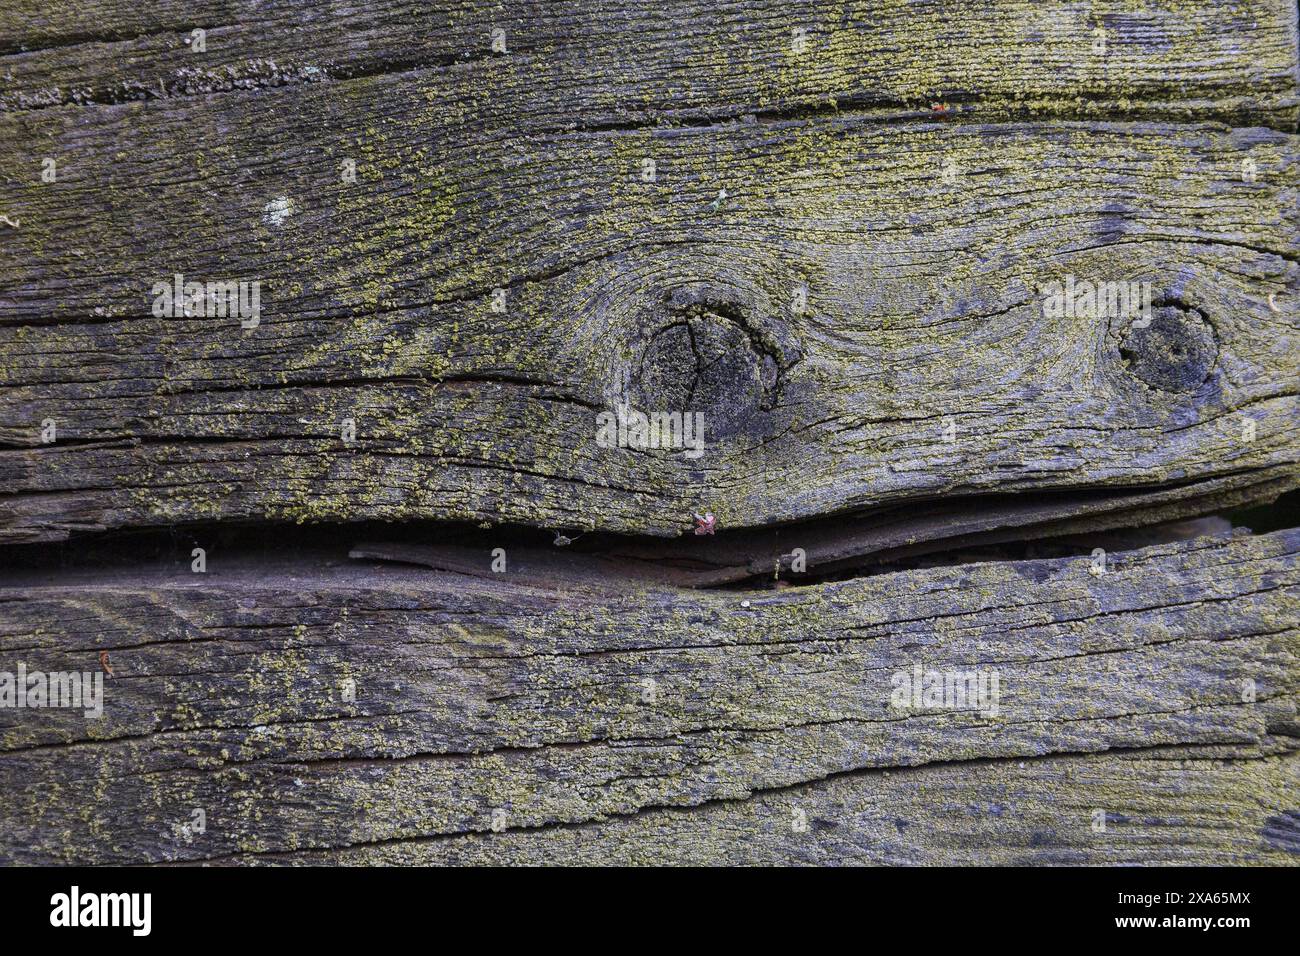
1, 113, 1297, 541
3, 0, 1297, 124
0, 2, 1297, 543
1, 528, 1296, 863
0, 0, 1297, 867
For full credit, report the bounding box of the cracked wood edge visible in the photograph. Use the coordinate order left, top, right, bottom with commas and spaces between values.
0, 527, 1295, 863
224, 748, 1300, 866
0, 1, 1296, 125
0, 113, 1296, 541
344, 470, 1295, 589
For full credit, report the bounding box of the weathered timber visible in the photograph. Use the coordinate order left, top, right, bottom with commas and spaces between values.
0, 0, 1298, 869
238, 749, 1300, 865
0, 528, 1296, 864
0, 110, 1296, 541
1, 1, 1298, 543
1, 1, 1296, 126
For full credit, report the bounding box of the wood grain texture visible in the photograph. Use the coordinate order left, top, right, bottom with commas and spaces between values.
1, 0, 1298, 868
253, 750, 1300, 865
2, 1, 1297, 124
0, 108, 1296, 541
0, 528, 1296, 863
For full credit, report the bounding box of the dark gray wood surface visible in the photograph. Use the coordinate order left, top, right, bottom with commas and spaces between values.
1, 528, 1296, 863
0, 0, 1296, 865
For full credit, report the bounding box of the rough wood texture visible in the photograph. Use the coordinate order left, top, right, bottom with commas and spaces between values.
278, 750, 1300, 865
3, 1, 1297, 124
1, 117, 1297, 541
0, 529, 1296, 864
1, 5, 1298, 543
1, 0, 1298, 867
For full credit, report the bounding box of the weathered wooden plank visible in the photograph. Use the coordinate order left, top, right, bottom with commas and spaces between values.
0, 527, 1295, 863
239, 748, 1300, 865
1, 105, 1296, 542
0, 0, 1297, 871
2, 1, 1297, 125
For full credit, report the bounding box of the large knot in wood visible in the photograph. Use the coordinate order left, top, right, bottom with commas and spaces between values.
628, 287, 783, 437
1117, 298, 1218, 392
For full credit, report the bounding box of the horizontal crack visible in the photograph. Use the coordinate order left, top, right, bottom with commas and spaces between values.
158, 736, 1297, 865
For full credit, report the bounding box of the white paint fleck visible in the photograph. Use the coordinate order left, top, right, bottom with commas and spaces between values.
263, 196, 294, 228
